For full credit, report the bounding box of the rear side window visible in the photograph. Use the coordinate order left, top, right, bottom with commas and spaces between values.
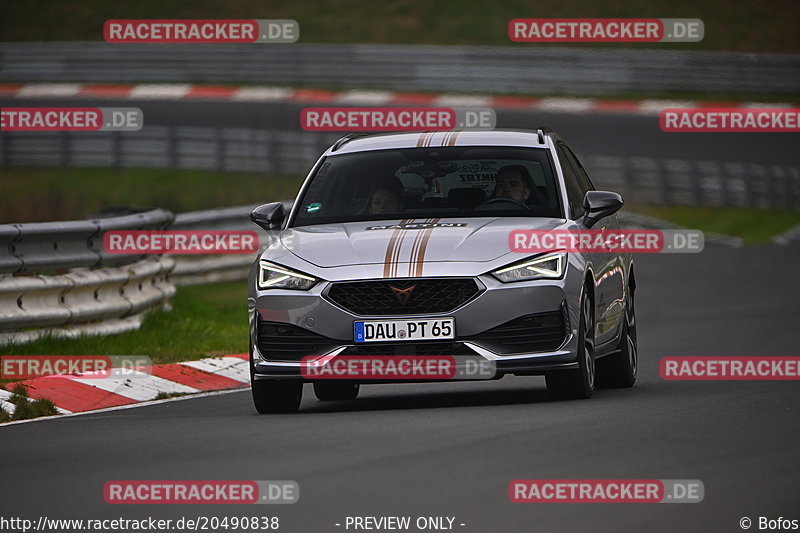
561, 145, 595, 194
557, 144, 585, 219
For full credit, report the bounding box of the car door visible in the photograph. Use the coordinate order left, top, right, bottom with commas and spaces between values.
558, 143, 624, 348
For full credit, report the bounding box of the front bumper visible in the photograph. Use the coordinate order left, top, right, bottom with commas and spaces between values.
250, 273, 583, 381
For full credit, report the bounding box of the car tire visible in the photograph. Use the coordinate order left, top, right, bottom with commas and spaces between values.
251, 379, 302, 413
597, 289, 637, 389
313, 381, 360, 401
546, 291, 595, 400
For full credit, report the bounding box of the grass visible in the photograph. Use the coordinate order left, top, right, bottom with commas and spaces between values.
0, 168, 303, 224
1, 0, 798, 53
627, 204, 800, 244
0, 384, 59, 422
0, 281, 249, 364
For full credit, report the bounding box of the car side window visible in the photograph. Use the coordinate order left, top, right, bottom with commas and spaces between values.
562, 145, 595, 194
557, 145, 585, 218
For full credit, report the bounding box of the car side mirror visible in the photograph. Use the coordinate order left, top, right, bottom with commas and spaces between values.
582, 191, 623, 228
251, 202, 286, 231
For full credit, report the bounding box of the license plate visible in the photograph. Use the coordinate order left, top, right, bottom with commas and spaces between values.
354, 318, 455, 343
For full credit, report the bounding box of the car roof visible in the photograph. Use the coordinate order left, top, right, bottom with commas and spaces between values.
326, 129, 559, 155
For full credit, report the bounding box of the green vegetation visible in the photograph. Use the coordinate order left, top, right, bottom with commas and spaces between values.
1, 0, 798, 53
0, 281, 249, 364
0, 168, 302, 224
628, 204, 800, 244
0, 384, 59, 422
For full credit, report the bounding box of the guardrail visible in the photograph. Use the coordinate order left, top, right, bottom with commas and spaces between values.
1, 42, 799, 95
0, 209, 174, 274
0, 203, 299, 345
0, 209, 176, 346
585, 155, 800, 212
169, 204, 287, 286
0, 257, 175, 346
0, 127, 340, 176
2, 127, 798, 212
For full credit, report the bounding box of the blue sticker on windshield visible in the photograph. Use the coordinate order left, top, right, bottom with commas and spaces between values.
306, 202, 322, 213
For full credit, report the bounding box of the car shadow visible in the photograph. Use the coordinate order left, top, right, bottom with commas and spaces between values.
298, 381, 555, 414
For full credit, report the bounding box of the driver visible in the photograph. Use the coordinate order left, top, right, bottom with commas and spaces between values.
492, 165, 533, 202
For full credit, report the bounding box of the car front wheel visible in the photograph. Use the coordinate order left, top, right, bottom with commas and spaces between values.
546, 291, 595, 400
251, 379, 303, 413
597, 288, 637, 388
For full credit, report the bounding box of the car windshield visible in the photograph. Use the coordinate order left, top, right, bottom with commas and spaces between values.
291, 146, 563, 227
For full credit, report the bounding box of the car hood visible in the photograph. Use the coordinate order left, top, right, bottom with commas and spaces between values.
281, 217, 569, 268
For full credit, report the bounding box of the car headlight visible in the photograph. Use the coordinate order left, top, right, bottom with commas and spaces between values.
257, 261, 317, 290
491, 252, 566, 283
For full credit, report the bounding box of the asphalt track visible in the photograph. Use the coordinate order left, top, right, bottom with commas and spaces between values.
3, 98, 798, 165
2, 244, 799, 532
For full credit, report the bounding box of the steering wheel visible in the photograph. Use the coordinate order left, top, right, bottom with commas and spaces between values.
478, 197, 530, 210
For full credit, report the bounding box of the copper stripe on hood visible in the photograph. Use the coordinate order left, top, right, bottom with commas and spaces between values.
414, 218, 440, 277
417, 132, 432, 148
408, 218, 435, 277
383, 218, 410, 278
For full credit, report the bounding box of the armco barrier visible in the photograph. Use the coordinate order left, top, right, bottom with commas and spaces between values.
0, 257, 174, 346
168, 202, 292, 285
0, 209, 175, 346
0, 203, 289, 345
169, 204, 260, 285
0, 209, 174, 274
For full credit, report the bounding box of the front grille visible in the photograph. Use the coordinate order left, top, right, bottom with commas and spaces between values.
467, 310, 567, 354
326, 278, 481, 316
340, 342, 476, 356
257, 317, 338, 360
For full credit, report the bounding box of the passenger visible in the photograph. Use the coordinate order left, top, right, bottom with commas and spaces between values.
369, 177, 405, 214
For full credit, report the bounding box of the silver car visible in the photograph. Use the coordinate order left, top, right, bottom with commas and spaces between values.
248, 129, 637, 412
